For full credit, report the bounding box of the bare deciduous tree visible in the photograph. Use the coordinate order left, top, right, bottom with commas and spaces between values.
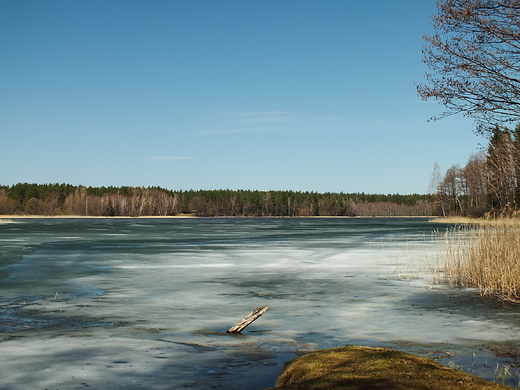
438, 164, 464, 215
429, 162, 442, 196
418, 0, 520, 133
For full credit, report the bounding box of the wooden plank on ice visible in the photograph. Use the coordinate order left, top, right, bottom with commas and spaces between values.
227, 305, 270, 334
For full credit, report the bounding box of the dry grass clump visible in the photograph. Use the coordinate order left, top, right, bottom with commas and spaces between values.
264, 346, 509, 390
431, 216, 486, 225
441, 218, 520, 301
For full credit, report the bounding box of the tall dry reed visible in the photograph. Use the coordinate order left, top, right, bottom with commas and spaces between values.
441, 218, 520, 301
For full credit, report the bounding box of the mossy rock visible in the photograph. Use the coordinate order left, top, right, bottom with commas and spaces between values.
265, 346, 510, 390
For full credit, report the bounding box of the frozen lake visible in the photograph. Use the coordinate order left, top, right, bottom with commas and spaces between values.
1, 217, 520, 389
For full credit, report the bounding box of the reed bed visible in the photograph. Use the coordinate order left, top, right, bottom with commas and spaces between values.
441, 218, 520, 302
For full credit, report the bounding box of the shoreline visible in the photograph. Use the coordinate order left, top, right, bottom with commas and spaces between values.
0, 214, 197, 219
430, 216, 520, 224
0, 215, 435, 220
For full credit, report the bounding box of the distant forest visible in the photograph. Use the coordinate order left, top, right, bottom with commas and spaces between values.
0, 183, 434, 217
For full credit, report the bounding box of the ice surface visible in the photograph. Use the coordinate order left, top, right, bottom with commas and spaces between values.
0, 218, 519, 389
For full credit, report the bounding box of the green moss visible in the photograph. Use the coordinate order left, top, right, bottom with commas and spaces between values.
264, 346, 511, 390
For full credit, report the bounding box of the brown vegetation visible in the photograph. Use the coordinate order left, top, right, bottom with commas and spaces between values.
440, 218, 520, 302
265, 346, 509, 390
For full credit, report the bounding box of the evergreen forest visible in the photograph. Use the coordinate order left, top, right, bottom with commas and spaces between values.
0, 184, 434, 217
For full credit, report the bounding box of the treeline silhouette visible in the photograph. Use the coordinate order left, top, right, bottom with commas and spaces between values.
0, 183, 434, 217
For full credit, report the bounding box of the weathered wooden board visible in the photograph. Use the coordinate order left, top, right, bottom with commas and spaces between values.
227, 305, 269, 333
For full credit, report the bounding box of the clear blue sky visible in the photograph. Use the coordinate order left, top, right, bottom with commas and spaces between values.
0, 0, 485, 194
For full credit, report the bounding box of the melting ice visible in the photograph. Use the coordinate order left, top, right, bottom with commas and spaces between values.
0, 217, 519, 389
